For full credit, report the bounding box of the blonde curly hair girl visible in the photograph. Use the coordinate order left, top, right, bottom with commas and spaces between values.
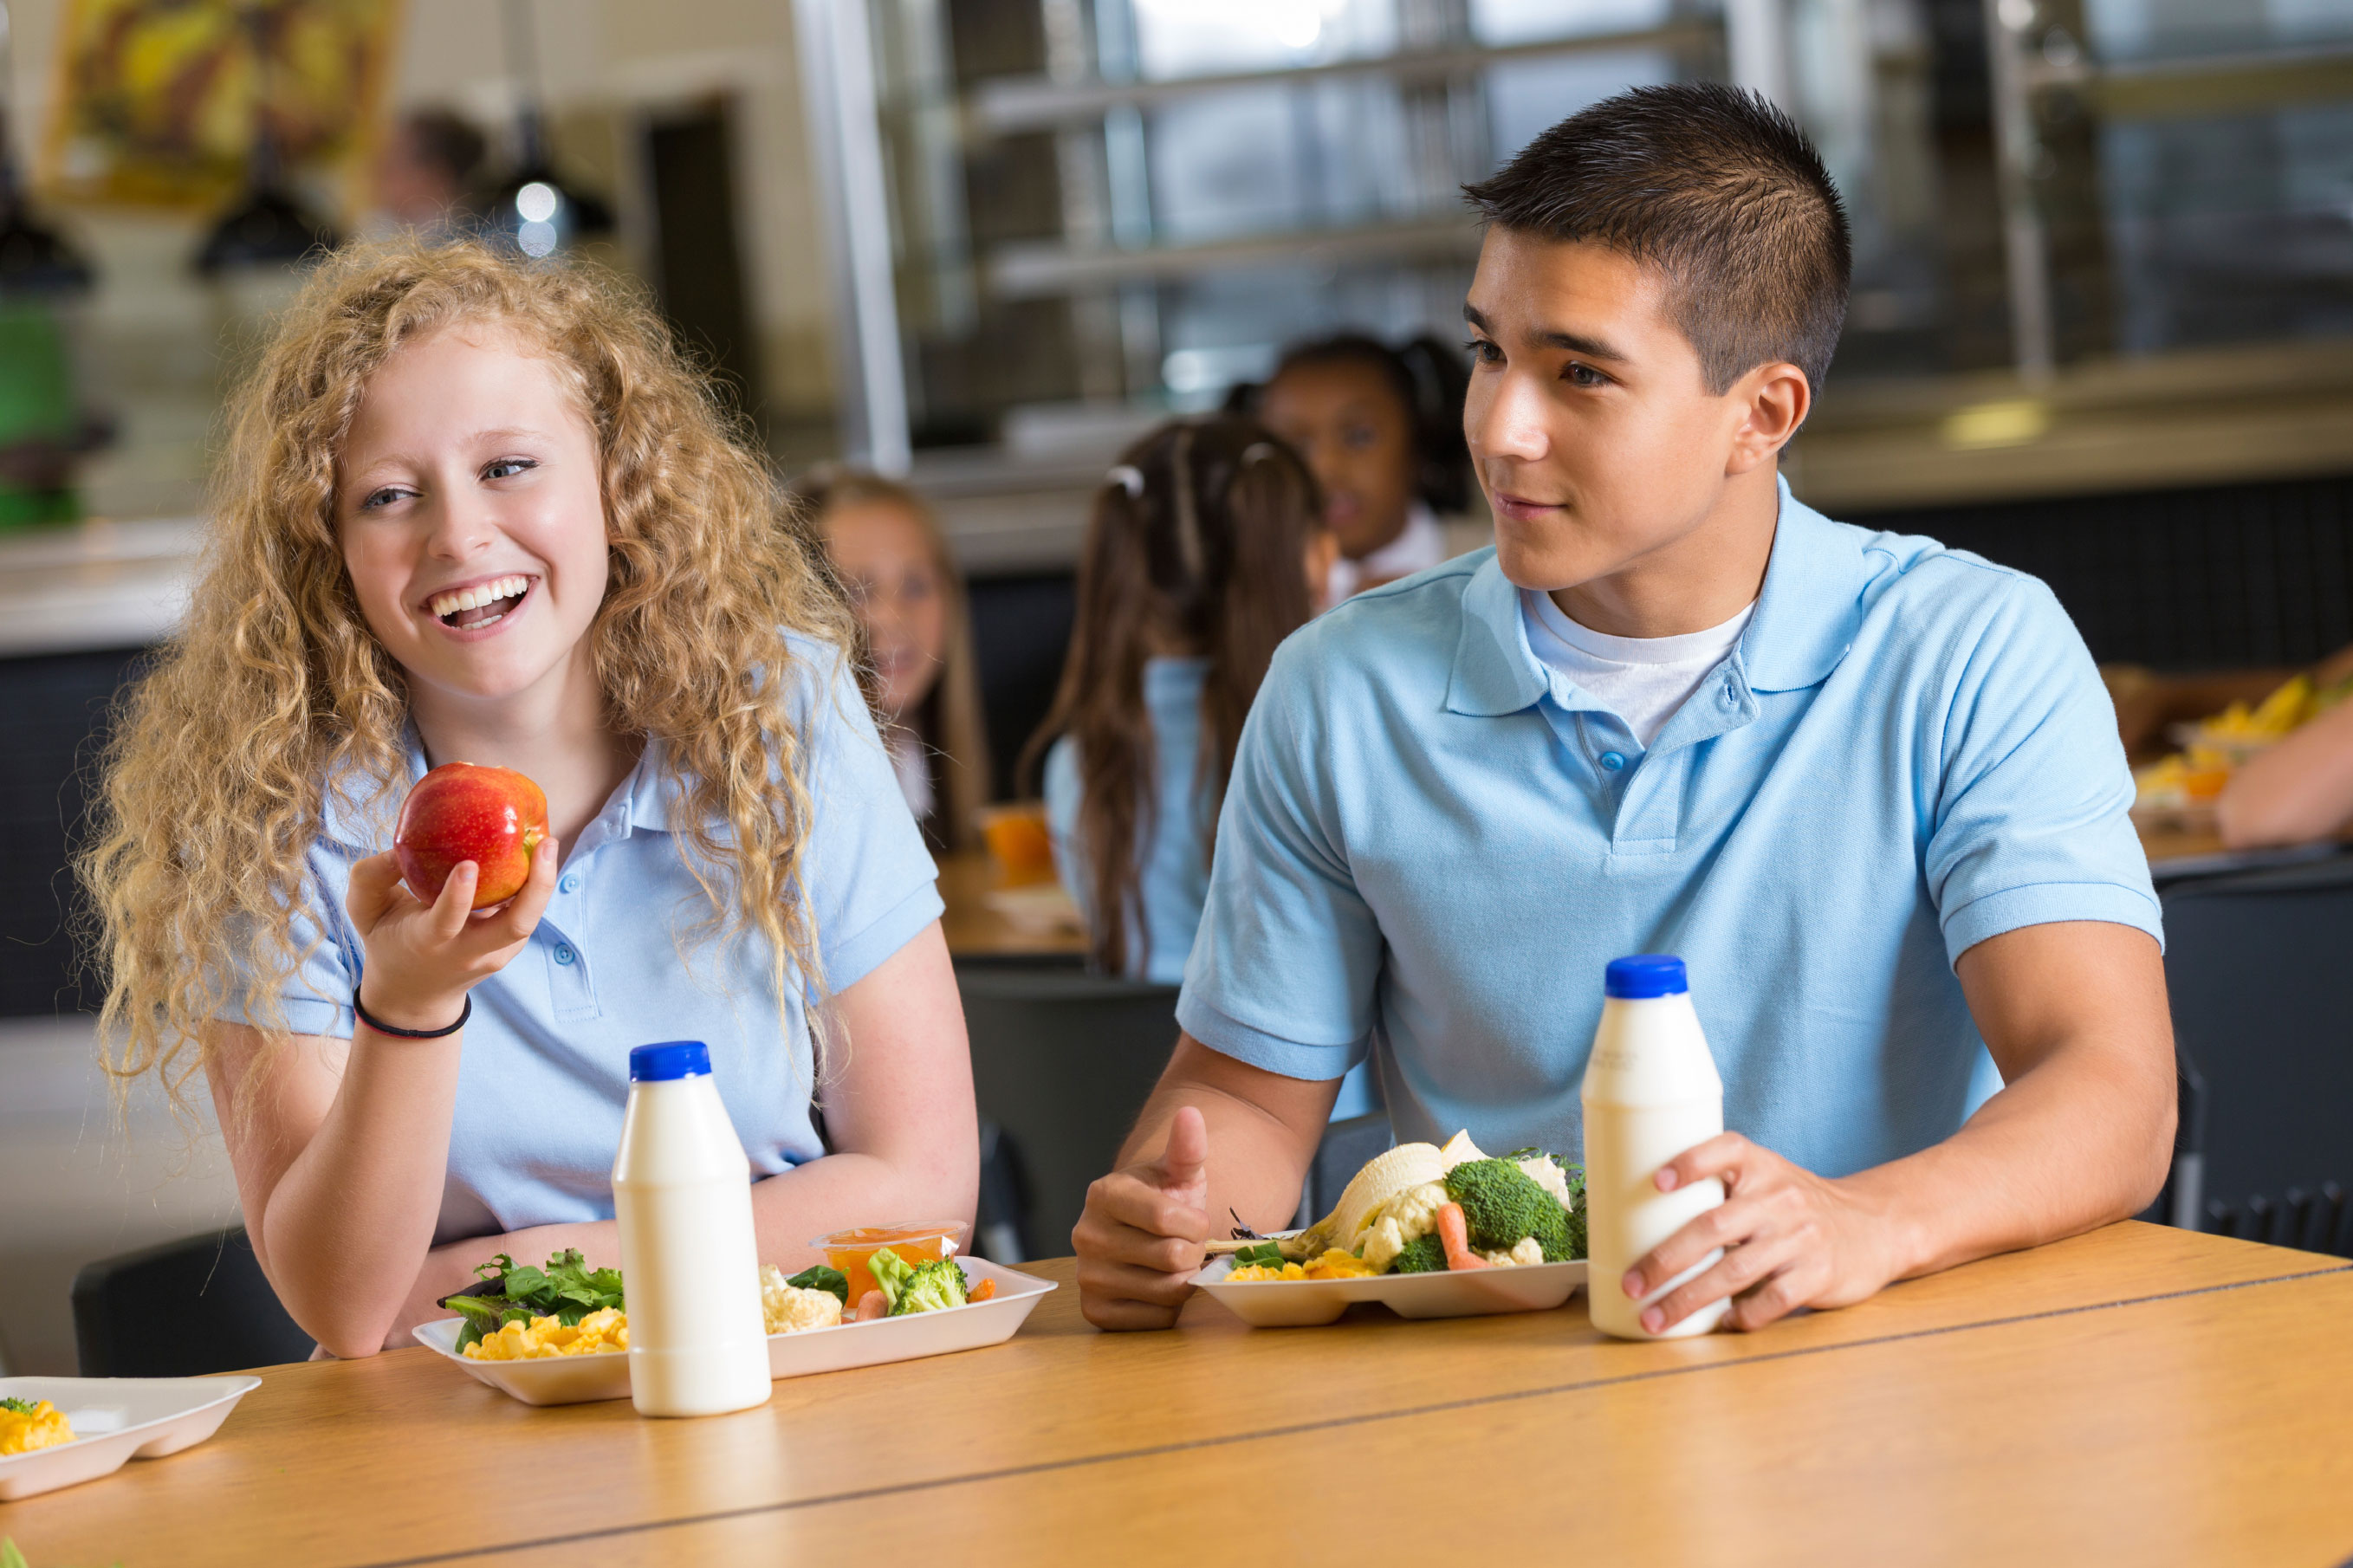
79, 239, 973, 1357
85, 239, 850, 1112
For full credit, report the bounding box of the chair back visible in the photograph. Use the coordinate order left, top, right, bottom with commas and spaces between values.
2160, 853, 2353, 1254
956, 963, 1182, 1258
72, 1228, 313, 1376
1297, 1111, 1396, 1228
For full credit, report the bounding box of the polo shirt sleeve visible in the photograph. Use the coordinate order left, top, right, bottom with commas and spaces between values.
796, 649, 944, 994
211, 840, 362, 1040
1176, 633, 1383, 1081
1925, 573, 2163, 965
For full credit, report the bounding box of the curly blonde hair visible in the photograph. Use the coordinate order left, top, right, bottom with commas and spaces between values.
80, 237, 858, 1119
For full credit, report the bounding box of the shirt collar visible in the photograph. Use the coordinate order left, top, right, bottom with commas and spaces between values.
1446, 475, 1864, 717
1738, 476, 1869, 694
315, 730, 699, 852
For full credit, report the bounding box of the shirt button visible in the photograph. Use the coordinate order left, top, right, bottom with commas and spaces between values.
559, 874, 580, 894
1599, 751, 1626, 772
554, 943, 577, 966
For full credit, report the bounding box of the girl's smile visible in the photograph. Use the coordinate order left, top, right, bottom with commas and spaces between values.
419, 571, 540, 638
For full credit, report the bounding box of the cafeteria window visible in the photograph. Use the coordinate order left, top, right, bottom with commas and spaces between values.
797, 0, 2353, 545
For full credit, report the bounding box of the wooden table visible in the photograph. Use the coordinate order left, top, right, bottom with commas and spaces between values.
10, 1224, 2351, 1566
938, 849, 1086, 960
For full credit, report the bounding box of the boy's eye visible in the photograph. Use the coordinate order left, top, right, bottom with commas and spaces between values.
484, 457, 537, 482
1463, 337, 1502, 366
1342, 424, 1378, 451
1565, 362, 1610, 389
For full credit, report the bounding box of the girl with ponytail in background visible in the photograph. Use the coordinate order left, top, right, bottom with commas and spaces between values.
1026, 415, 1374, 1115
1231, 334, 1474, 604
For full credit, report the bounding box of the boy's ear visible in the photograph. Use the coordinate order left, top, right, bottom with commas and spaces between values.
1725, 361, 1812, 476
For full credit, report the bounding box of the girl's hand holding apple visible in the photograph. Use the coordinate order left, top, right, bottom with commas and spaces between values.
344, 834, 559, 1034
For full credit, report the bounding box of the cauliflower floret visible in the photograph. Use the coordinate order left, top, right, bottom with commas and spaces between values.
1518, 1156, 1573, 1209
1479, 1236, 1547, 1268
1359, 1180, 1451, 1271
760, 1263, 846, 1334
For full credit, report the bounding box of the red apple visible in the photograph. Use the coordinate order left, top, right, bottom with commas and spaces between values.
393, 762, 549, 909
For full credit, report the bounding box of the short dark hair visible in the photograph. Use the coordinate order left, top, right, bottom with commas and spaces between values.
1462, 83, 1851, 395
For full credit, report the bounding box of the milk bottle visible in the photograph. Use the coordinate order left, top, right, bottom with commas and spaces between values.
1581, 956, 1731, 1340
612, 1040, 774, 1416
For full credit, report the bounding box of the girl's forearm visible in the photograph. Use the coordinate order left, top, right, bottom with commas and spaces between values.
745, 1147, 977, 1276
261, 1029, 467, 1357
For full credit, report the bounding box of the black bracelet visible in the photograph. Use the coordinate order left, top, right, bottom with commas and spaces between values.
353, 991, 470, 1039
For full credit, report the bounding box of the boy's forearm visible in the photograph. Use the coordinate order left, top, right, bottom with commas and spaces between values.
1852, 1036, 2174, 1286
1115, 1038, 1332, 1236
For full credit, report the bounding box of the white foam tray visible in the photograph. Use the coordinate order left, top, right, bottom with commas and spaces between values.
1190, 1253, 1586, 1327
0, 1374, 262, 1501
412, 1255, 1054, 1406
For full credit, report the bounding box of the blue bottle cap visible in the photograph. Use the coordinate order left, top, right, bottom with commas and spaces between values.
1604, 955, 1688, 1000
629, 1040, 710, 1081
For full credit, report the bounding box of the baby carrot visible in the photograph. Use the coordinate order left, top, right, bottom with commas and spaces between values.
1436, 1202, 1490, 1271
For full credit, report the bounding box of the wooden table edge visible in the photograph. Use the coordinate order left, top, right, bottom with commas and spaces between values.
321, 1254, 2353, 1568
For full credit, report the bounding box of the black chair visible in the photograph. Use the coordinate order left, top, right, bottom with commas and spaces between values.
956, 964, 1183, 1258
72, 1228, 314, 1376
1295, 1111, 1396, 1228
2156, 852, 2353, 1254
971, 1116, 1032, 1264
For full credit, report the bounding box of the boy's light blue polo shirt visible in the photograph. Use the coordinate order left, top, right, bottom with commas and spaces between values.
220, 644, 943, 1247
1177, 481, 2162, 1179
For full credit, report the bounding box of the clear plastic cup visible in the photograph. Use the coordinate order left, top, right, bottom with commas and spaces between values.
812, 1221, 969, 1313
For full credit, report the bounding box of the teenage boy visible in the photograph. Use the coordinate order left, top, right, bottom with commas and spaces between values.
1073, 84, 2174, 1334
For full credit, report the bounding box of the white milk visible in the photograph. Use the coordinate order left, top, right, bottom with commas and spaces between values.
612, 1040, 774, 1416
1580, 956, 1731, 1340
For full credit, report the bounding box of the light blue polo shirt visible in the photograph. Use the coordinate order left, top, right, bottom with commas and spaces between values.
1177, 481, 2162, 1179
221, 643, 943, 1247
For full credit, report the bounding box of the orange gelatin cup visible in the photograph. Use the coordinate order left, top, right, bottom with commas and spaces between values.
814, 1221, 969, 1310
976, 803, 1057, 888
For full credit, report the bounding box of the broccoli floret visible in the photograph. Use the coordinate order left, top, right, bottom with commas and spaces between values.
1528, 1200, 1585, 1262
1443, 1157, 1559, 1252
891, 1257, 969, 1316
867, 1245, 916, 1311
1390, 1231, 1448, 1273
1547, 1160, 1589, 1261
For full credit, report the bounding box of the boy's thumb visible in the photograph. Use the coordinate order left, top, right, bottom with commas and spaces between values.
1158, 1105, 1209, 1192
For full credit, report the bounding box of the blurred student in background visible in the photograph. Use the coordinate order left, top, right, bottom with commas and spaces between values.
1027, 418, 1370, 1117
1230, 334, 1472, 604
804, 470, 992, 852
2216, 645, 2353, 848
371, 109, 487, 239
